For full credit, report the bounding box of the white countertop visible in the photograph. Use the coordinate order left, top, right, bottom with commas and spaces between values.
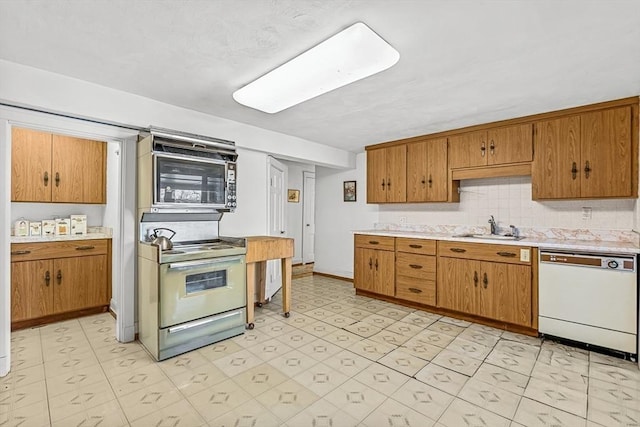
11, 227, 112, 244
354, 229, 640, 254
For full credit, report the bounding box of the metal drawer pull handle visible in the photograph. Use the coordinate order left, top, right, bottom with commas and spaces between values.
375, 259, 379, 270
55, 172, 60, 187
45, 271, 50, 286
368, 240, 379, 245
75, 245, 95, 251
428, 174, 433, 188
168, 311, 241, 334
409, 264, 423, 269
483, 273, 488, 288
408, 287, 422, 294
44, 171, 49, 186
480, 142, 486, 157
584, 160, 591, 179
409, 244, 422, 249
497, 251, 516, 257
369, 257, 373, 269
381, 180, 386, 188
450, 248, 466, 253
11, 250, 31, 255
489, 140, 495, 155
571, 162, 578, 180
57, 270, 62, 284
473, 271, 478, 287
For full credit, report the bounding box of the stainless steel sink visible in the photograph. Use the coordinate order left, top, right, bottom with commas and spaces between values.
452, 233, 524, 241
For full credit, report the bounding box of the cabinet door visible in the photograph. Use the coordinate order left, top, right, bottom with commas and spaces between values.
532, 116, 581, 199
52, 135, 107, 203
425, 138, 448, 201
481, 262, 531, 327
487, 124, 533, 166
11, 260, 54, 322
374, 250, 395, 297
437, 257, 478, 313
54, 255, 107, 314
11, 127, 52, 202
581, 106, 632, 198
406, 141, 428, 202
354, 248, 376, 292
448, 131, 487, 169
367, 149, 387, 203
386, 145, 407, 202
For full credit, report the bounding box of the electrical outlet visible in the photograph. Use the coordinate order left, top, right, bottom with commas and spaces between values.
520, 249, 530, 262
582, 207, 592, 220
399, 216, 407, 223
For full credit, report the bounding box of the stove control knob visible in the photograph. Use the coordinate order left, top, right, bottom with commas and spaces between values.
232, 202, 237, 207
232, 195, 236, 200
227, 195, 232, 200
607, 260, 619, 269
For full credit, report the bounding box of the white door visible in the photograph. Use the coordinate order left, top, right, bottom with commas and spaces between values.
302, 171, 316, 264
266, 157, 287, 300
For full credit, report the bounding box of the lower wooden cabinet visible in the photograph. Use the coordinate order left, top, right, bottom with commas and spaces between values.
437, 242, 533, 328
11, 239, 111, 329
354, 235, 395, 296
353, 235, 536, 330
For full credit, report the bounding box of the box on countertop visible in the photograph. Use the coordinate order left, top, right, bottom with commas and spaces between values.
70, 215, 87, 235
55, 218, 71, 236
42, 220, 56, 236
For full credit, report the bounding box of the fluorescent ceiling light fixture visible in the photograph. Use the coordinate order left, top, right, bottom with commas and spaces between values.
233, 22, 400, 113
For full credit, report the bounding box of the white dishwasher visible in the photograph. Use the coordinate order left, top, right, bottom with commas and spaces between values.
539, 250, 638, 355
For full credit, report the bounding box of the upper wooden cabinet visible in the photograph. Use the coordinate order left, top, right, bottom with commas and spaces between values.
532, 106, 634, 199
12, 127, 107, 204
367, 145, 406, 203
448, 124, 533, 169
407, 138, 448, 202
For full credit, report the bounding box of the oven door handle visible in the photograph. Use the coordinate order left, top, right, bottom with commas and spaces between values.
167, 256, 244, 270
167, 310, 242, 334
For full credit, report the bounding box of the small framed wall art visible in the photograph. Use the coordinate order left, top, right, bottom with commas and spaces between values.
288, 189, 300, 203
343, 180, 357, 202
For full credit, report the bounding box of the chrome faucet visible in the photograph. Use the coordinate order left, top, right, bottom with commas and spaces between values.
488, 215, 497, 235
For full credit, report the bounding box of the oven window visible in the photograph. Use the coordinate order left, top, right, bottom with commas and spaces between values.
185, 270, 227, 294
156, 156, 225, 205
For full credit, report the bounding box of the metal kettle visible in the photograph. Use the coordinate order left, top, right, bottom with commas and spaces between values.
150, 227, 176, 250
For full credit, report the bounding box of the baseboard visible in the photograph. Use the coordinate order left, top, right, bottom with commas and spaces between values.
313, 271, 353, 283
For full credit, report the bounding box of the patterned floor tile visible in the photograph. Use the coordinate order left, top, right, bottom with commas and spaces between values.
378, 347, 430, 377
414, 363, 469, 396
432, 349, 482, 376
587, 395, 640, 427
514, 397, 587, 427
458, 377, 522, 419
473, 362, 530, 395
360, 397, 436, 427
255, 378, 320, 421
524, 377, 587, 417
390, 378, 454, 420
439, 398, 510, 427
324, 378, 387, 422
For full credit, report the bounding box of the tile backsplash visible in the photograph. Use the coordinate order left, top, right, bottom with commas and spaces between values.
378, 176, 637, 231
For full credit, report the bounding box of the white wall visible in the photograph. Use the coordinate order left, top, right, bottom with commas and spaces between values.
0, 120, 10, 376
315, 153, 377, 278
282, 161, 315, 264
219, 148, 270, 237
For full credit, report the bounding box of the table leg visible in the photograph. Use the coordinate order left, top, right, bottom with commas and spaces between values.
257, 261, 267, 307
281, 257, 292, 317
246, 262, 255, 329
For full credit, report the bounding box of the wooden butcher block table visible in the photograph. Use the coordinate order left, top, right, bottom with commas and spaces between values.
245, 236, 294, 329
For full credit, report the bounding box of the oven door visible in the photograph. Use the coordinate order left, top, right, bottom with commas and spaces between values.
159, 255, 246, 328
153, 152, 228, 209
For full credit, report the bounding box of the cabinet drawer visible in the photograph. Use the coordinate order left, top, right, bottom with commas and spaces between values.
396, 278, 436, 306
11, 239, 109, 261
396, 238, 436, 255
355, 234, 395, 251
396, 253, 436, 280
438, 241, 531, 265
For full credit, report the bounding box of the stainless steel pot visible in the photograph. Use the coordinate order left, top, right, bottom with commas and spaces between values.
150, 227, 176, 250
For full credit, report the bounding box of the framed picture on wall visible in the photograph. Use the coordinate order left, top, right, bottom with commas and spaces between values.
343, 181, 356, 202
288, 189, 300, 203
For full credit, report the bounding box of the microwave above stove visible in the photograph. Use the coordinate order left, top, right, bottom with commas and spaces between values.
147, 128, 238, 212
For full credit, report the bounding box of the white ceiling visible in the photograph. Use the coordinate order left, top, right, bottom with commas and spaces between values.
1, 0, 639, 153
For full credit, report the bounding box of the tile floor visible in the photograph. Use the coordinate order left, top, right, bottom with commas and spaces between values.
2, 274, 640, 426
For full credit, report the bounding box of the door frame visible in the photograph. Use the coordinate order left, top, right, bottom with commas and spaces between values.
265, 156, 287, 300
302, 170, 315, 264
0, 105, 138, 377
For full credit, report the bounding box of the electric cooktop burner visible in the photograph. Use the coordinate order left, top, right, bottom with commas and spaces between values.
157, 237, 246, 263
